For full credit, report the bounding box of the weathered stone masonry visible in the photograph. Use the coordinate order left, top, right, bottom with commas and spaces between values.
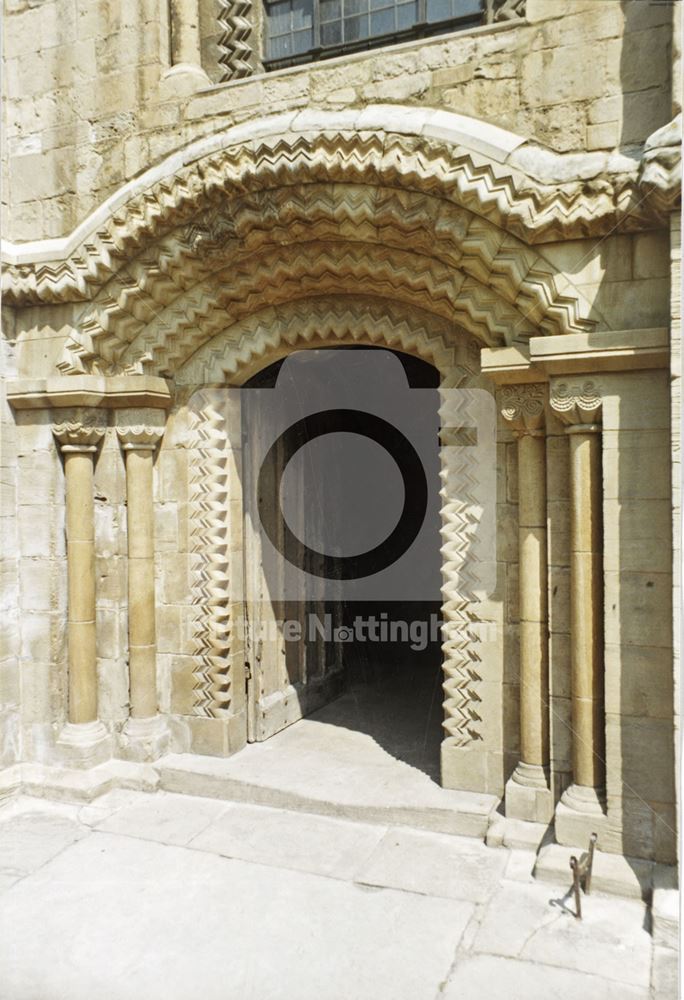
0, 0, 681, 876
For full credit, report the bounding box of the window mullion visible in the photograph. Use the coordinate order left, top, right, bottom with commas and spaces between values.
313, 0, 320, 50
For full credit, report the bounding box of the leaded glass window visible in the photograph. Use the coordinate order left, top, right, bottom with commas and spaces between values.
265, 0, 483, 68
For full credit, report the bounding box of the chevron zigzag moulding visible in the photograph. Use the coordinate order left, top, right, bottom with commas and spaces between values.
183, 301, 485, 744
2, 108, 679, 312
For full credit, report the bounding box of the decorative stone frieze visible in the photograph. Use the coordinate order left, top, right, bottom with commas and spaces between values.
549, 380, 602, 429
217, 0, 255, 80
500, 383, 545, 435
2, 107, 678, 313
52, 409, 107, 452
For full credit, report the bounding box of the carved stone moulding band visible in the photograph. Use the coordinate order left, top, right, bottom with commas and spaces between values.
2, 107, 678, 309
500, 382, 546, 435
115, 407, 166, 451
52, 408, 107, 451
549, 379, 602, 428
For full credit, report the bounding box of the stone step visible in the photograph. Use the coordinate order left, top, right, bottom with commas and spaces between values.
157, 738, 500, 839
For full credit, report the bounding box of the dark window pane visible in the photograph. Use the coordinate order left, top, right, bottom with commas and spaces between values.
292, 0, 314, 29
344, 12, 369, 39
426, 0, 451, 21
269, 0, 292, 34
269, 33, 292, 57
320, 0, 341, 20
321, 19, 343, 43
370, 0, 393, 8
345, 0, 364, 15
293, 26, 313, 50
396, 0, 418, 29
455, 0, 481, 14
370, 7, 394, 34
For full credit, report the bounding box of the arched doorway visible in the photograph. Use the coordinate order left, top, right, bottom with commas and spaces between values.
241, 346, 444, 780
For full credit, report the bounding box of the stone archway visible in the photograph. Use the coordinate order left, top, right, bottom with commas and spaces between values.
174, 300, 487, 777
4, 107, 606, 796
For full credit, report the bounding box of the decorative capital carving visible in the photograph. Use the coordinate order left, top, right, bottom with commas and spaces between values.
488, 0, 526, 23
52, 408, 106, 452
500, 383, 545, 436
549, 379, 602, 430
115, 407, 166, 450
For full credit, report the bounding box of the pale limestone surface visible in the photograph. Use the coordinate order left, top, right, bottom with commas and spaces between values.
0, 794, 674, 1000
0, 0, 680, 893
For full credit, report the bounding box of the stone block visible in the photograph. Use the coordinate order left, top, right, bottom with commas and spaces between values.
604, 570, 672, 649
606, 714, 675, 805
603, 442, 671, 500
96, 656, 129, 723
620, 26, 672, 91
588, 277, 671, 331
521, 40, 620, 109
18, 452, 61, 506
534, 841, 651, 899
586, 121, 619, 151
604, 643, 674, 719
19, 560, 60, 613
632, 230, 671, 280
588, 94, 622, 126
159, 552, 191, 605
156, 449, 188, 503
622, 88, 672, 145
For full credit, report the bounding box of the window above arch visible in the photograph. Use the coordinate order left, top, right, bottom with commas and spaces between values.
264, 0, 483, 69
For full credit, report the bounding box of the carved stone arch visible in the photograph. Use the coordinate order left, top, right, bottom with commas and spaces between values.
178, 296, 486, 748
61, 178, 599, 375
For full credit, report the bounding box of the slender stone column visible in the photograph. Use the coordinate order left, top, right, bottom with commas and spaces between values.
550, 379, 606, 842
117, 410, 168, 759
163, 0, 211, 89
501, 383, 553, 823
53, 410, 110, 764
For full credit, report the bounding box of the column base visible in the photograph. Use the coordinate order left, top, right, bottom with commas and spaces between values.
504, 762, 554, 823
118, 715, 170, 763
160, 64, 212, 97
555, 783, 608, 848
56, 721, 112, 769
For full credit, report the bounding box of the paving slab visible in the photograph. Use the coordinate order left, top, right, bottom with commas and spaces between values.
441, 954, 652, 1000
354, 826, 508, 902
95, 790, 231, 847
651, 944, 680, 998
0, 830, 474, 1000
0, 809, 88, 879
470, 880, 652, 987
189, 800, 387, 879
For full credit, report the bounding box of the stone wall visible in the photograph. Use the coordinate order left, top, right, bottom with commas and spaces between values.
2, 0, 675, 240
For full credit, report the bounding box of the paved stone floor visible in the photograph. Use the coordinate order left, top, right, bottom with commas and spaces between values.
0, 790, 678, 1000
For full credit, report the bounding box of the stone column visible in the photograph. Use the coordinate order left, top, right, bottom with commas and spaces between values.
550, 379, 606, 843
501, 383, 553, 823
53, 410, 110, 764
163, 0, 211, 91
117, 410, 168, 759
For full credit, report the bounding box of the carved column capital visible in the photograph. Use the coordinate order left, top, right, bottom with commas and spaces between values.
500, 383, 546, 437
549, 379, 602, 432
52, 408, 107, 452
115, 408, 166, 451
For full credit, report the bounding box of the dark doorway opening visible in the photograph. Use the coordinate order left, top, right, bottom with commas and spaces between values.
242, 346, 443, 780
